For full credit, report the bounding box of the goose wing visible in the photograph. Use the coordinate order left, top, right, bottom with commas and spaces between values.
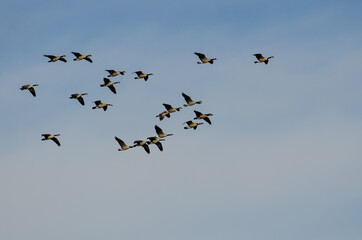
77, 96, 85, 105
253, 53, 264, 60
42, 134, 50, 138
264, 59, 269, 64
103, 78, 111, 84
155, 141, 163, 151
163, 103, 172, 111
154, 125, 164, 135
194, 110, 202, 117
106, 69, 115, 74
142, 144, 150, 154
44, 55, 55, 59
203, 117, 212, 125
194, 52, 206, 60
94, 100, 102, 105
115, 137, 126, 147
51, 137, 61, 146
72, 52, 82, 57
182, 92, 192, 103
134, 71, 143, 76
59, 57, 67, 62
184, 120, 193, 125
85, 57, 93, 63
29, 87, 36, 97
108, 85, 117, 94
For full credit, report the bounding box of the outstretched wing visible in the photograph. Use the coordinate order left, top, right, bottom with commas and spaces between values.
184, 120, 193, 125
142, 144, 150, 154
103, 78, 111, 84
44, 55, 55, 59
253, 53, 263, 60
194, 110, 202, 117
108, 85, 117, 94
155, 142, 163, 151
204, 117, 212, 125
155, 125, 164, 135
72, 52, 81, 57
106, 69, 115, 74
264, 59, 269, 65
182, 92, 192, 103
28, 87, 36, 97
77, 96, 85, 105
94, 100, 102, 105
163, 103, 172, 110
134, 71, 143, 76
51, 137, 61, 146
115, 137, 126, 147
85, 57, 93, 63
194, 52, 206, 60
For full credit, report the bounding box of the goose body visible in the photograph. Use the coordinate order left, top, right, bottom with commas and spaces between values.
134, 71, 153, 81
156, 111, 171, 121
194, 110, 213, 125
70, 93, 88, 105
41, 134, 61, 146
184, 121, 203, 130
133, 140, 150, 154
106, 69, 125, 77
44, 55, 67, 62
154, 125, 173, 138
100, 78, 120, 94
163, 103, 182, 113
20, 84, 38, 97
194, 52, 217, 64
147, 137, 165, 151
182, 92, 202, 107
92, 100, 113, 111
253, 53, 274, 64
72, 52, 93, 63
115, 137, 133, 151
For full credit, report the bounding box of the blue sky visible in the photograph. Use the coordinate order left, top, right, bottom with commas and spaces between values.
1, 1, 362, 240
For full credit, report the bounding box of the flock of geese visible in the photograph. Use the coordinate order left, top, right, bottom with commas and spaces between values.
21, 51, 274, 153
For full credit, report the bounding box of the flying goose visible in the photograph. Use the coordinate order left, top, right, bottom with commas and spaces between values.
133, 140, 150, 154
71, 52, 93, 63
182, 92, 202, 107
194, 52, 217, 64
183, 121, 203, 130
92, 100, 113, 111
100, 78, 120, 94
115, 137, 134, 151
20, 84, 38, 97
147, 137, 165, 152
156, 111, 171, 121
41, 134, 61, 146
133, 71, 153, 81
154, 125, 173, 138
194, 110, 213, 125
106, 69, 125, 77
44, 55, 67, 62
163, 103, 182, 113
70, 93, 88, 105
253, 53, 274, 64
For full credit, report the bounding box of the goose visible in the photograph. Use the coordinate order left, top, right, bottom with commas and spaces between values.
71, 52, 93, 63
154, 125, 173, 138
106, 69, 125, 77
69, 93, 88, 105
115, 137, 133, 151
182, 92, 202, 107
163, 103, 182, 113
41, 134, 61, 146
100, 78, 120, 94
156, 111, 171, 121
183, 121, 203, 130
133, 71, 153, 81
133, 140, 150, 154
44, 55, 67, 62
147, 137, 165, 152
253, 53, 274, 64
92, 100, 113, 111
194, 52, 217, 64
194, 110, 213, 125
20, 84, 38, 97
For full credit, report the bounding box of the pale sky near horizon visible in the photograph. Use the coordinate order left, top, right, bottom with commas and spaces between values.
1, 1, 362, 240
